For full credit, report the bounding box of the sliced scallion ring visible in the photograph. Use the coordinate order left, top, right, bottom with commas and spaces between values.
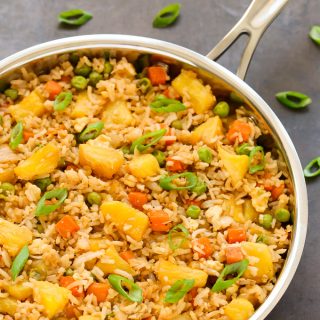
168, 224, 189, 250
9, 122, 23, 150
275, 91, 312, 109
11, 245, 29, 280
78, 121, 104, 143
54, 92, 73, 111
150, 95, 186, 113
304, 156, 320, 178
130, 129, 166, 153
153, 3, 181, 28
159, 172, 198, 191
58, 9, 92, 26
309, 25, 320, 45
249, 146, 265, 174
164, 278, 194, 303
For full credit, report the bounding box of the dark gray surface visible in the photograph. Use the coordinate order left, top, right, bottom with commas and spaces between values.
0, 1, 319, 318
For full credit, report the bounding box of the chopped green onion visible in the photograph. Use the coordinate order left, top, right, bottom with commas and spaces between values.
33, 177, 52, 192
164, 279, 194, 303
74, 64, 92, 77
186, 205, 201, 219
78, 121, 104, 143
58, 9, 92, 26
11, 245, 29, 280
121, 145, 130, 155
275, 208, 291, 223
275, 91, 312, 109
70, 53, 80, 66
108, 274, 143, 303
89, 71, 103, 87
212, 259, 249, 292
150, 95, 186, 113
64, 268, 74, 276
9, 122, 23, 150
256, 234, 268, 244
130, 129, 166, 153
191, 179, 207, 195
137, 78, 152, 94
0, 182, 15, 199
104, 61, 113, 76
86, 192, 102, 206
236, 143, 251, 155
249, 146, 265, 174
213, 101, 230, 118
304, 156, 320, 178
152, 150, 166, 167
134, 54, 150, 73
259, 214, 273, 229
71, 75, 88, 90
35, 188, 68, 217
0, 115, 3, 126
54, 92, 73, 111
197, 147, 212, 164
4, 88, 18, 101
153, 3, 181, 28
168, 224, 189, 250
309, 25, 320, 45
171, 120, 183, 130
159, 172, 198, 191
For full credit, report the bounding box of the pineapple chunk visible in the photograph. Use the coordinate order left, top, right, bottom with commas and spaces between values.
0, 168, 15, 182
224, 198, 244, 223
190, 116, 223, 145
71, 92, 94, 118
218, 146, 249, 186
7, 284, 33, 300
14, 143, 60, 180
243, 199, 258, 222
96, 245, 135, 275
79, 144, 124, 179
33, 281, 70, 319
172, 70, 216, 114
241, 242, 274, 283
8, 90, 45, 121
102, 99, 133, 126
89, 238, 109, 252
0, 219, 32, 256
156, 260, 208, 288
101, 201, 149, 241
128, 154, 160, 178
224, 298, 254, 320
0, 297, 17, 316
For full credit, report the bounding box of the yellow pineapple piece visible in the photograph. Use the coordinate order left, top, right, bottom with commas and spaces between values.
172, 69, 216, 114
8, 90, 45, 121
128, 154, 160, 178
0, 168, 15, 182
89, 238, 109, 252
7, 284, 33, 300
190, 116, 223, 145
101, 201, 149, 241
33, 281, 70, 319
243, 199, 258, 222
96, 245, 135, 275
71, 92, 94, 118
156, 260, 208, 287
79, 144, 124, 179
0, 219, 32, 256
241, 242, 274, 283
224, 298, 254, 320
0, 297, 17, 316
102, 99, 133, 125
224, 198, 244, 223
14, 143, 60, 180
218, 146, 249, 186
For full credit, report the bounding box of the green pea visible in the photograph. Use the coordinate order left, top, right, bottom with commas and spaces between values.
104, 61, 113, 75
171, 120, 183, 130
71, 76, 88, 90
213, 101, 230, 118
121, 145, 130, 155
89, 71, 103, 87
259, 214, 273, 229
4, 88, 18, 101
69, 52, 80, 66
186, 205, 201, 219
33, 177, 52, 192
192, 179, 207, 195
86, 192, 102, 206
0, 182, 15, 196
198, 147, 212, 164
64, 268, 74, 276
275, 208, 291, 223
152, 150, 165, 167
74, 64, 92, 77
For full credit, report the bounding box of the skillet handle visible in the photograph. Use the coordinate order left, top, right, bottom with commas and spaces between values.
206, 0, 288, 80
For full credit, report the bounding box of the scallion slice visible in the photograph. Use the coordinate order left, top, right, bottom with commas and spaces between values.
150, 95, 186, 113
153, 3, 181, 28
11, 245, 29, 280
58, 9, 92, 26
9, 122, 23, 150
164, 278, 194, 303
275, 91, 312, 109
168, 224, 189, 250
54, 92, 73, 111
130, 129, 166, 153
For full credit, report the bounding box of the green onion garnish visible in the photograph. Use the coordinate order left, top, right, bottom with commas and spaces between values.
309, 25, 320, 45
78, 121, 104, 143
137, 78, 152, 94
304, 156, 320, 178
130, 129, 166, 153
35, 188, 68, 217
249, 146, 265, 174
58, 9, 92, 26
150, 95, 186, 113
54, 92, 73, 111
11, 245, 29, 280
153, 3, 181, 28
108, 274, 143, 303
275, 91, 312, 109
164, 279, 194, 303
159, 172, 198, 191
9, 122, 23, 150
168, 224, 189, 250
212, 259, 249, 292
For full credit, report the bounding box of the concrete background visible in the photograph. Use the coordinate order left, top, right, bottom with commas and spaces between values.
0, 0, 319, 318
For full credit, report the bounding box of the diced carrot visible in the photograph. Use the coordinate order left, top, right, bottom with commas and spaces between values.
160, 124, 176, 146
66, 163, 79, 171
56, 215, 80, 238
271, 182, 285, 201
59, 276, 84, 298
192, 237, 213, 258
86, 283, 109, 303
188, 287, 198, 307
23, 130, 34, 142
225, 246, 244, 264
119, 250, 135, 262
185, 199, 202, 207
148, 210, 171, 232
166, 156, 187, 172
226, 120, 251, 144
147, 66, 167, 85
227, 227, 247, 244
45, 80, 62, 100
128, 192, 148, 210
163, 86, 180, 99
65, 303, 80, 318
